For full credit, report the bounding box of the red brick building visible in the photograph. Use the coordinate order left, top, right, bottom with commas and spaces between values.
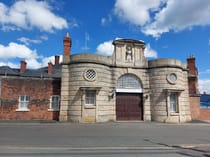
0, 56, 61, 121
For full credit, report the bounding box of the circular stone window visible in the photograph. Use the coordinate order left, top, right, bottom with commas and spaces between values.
167, 73, 177, 84
84, 69, 97, 81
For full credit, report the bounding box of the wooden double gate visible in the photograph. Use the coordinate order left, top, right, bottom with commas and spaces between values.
116, 93, 143, 120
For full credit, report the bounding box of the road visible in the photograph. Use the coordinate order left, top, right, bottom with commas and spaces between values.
0, 121, 210, 156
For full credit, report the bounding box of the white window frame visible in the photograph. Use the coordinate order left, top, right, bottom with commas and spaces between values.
48, 95, 60, 111
16, 95, 30, 111
170, 93, 178, 113
85, 90, 96, 107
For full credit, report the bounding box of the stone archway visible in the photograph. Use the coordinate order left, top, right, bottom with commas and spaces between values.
116, 74, 143, 120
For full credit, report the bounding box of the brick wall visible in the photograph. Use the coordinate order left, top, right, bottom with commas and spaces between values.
188, 78, 198, 95
189, 96, 200, 120
0, 77, 61, 121
198, 109, 210, 120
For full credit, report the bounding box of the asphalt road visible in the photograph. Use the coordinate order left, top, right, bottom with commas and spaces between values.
0, 121, 210, 157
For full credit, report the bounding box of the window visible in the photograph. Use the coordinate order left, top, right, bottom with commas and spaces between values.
85, 69, 96, 80
117, 74, 141, 89
167, 73, 177, 84
170, 93, 178, 113
17, 95, 30, 111
116, 74, 142, 93
50, 95, 60, 110
85, 90, 96, 106
84, 69, 97, 81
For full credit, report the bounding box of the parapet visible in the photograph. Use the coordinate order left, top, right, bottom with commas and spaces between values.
148, 59, 187, 70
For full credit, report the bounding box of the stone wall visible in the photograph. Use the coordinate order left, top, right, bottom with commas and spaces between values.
0, 77, 60, 120
60, 60, 152, 122
62, 62, 115, 123
148, 59, 191, 123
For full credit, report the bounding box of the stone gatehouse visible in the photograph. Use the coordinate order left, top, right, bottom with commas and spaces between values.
59, 33, 191, 123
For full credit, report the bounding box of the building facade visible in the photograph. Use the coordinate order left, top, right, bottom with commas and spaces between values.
0, 33, 202, 123
59, 33, 192, 123
0, 57, 61, 120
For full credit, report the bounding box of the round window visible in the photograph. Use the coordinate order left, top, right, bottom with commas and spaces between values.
167, 73, 177, 84
84, 69, 97, 81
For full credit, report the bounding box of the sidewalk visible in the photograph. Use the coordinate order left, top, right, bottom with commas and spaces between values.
0, 119, 210, 125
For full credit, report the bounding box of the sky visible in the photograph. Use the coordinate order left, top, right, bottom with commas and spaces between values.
0, 0, 210, 93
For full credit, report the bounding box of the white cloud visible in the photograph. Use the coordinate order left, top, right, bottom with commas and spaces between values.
18, 35, 48, 45
143, 0, 210, 38
42, 55, 63, 66
96, 40, 114, 56
68, 18, 79, 29
40, 35, 48, 41
25, 58, 42, 69
0, 61, 19, 68
114, 0, 164, 26
199, 79, 210, 94
0, 0, 68, 32
96, 40, 157, 58
18, 37, 42, 45
0, 42, 63, 69
114, 0, 210, 38
0, 42, 38, 59
144, 44, 158, 58
0, 55, 63, 69
101, 14, 112, 26
208, 39, 210, 45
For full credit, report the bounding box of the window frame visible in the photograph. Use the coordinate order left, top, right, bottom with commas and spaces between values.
49, 95, 60, 111
85, 90, 96, 107
16, 95, 30, 111
170, 93, 178, 113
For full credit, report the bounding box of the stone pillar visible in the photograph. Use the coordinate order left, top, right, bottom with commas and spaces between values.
59, 64, 70, 121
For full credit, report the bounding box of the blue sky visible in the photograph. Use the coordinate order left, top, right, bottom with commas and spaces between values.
0, 0, 210, 93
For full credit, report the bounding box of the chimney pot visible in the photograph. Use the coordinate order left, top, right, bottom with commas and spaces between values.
55, 56, 60, 65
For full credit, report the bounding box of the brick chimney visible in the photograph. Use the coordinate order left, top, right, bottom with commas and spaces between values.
63, 32, 71, 63
48, 62, 53, 74
63, 32, 72, 56
187, 55, 198, 76
55, 55, 60, 65
20, 60, 27, 73
187, 55, 199, 94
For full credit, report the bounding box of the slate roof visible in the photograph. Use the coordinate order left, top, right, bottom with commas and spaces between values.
0, 64, 61, 79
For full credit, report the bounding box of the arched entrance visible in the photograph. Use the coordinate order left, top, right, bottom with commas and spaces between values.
116, 74, 143, 120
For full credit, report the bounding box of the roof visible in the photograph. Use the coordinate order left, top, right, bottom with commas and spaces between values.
0, 66, 19, 76
0, 64, 61, 79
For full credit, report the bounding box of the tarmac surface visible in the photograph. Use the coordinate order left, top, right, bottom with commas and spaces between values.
0, 120, 210, 157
